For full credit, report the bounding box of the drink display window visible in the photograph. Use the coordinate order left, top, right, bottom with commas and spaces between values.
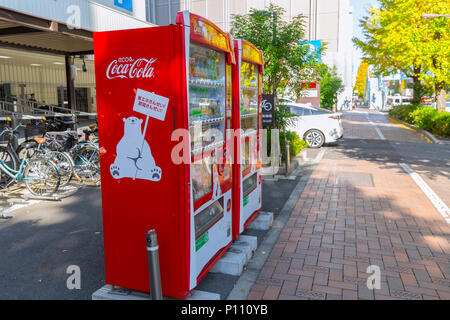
191, 157, 212, 202
243, 138, 250, 172
189, 44, 226, 152
242, 172, 257, 198
240, 61, 258, 131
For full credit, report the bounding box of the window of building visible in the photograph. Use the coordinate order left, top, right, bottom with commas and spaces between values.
146, 0, 180, 26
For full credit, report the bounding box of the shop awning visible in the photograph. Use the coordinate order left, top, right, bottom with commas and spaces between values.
0, 6, 93, 56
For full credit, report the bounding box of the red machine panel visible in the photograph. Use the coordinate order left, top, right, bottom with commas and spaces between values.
232, 39, 264, 240
94, 11, 236, 299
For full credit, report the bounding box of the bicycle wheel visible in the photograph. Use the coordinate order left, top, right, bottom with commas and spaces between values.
72, 145, 100, 184
0, 146, 18, 189
48, 151, 74, 187
24, 158, 60, 196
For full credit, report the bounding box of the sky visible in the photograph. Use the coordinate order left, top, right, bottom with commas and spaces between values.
350, 0, 381, 74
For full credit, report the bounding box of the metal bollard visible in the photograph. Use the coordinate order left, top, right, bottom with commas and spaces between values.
278, 153, 282, 176
146, 229, 163, 300
285, 143, 290, 176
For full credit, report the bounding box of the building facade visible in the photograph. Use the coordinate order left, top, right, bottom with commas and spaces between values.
146, 0, 354, 108
0, 0, 153, 113
0, 0, 354, 112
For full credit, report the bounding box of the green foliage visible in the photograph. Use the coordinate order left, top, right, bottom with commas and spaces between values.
319, 64, 344, 110
389, 105, 450, 137
410, 107, 438, 132
279, 131, 308, 161
432, 112, 450, 137
353, 0, 450, 106
266, 129, 308, 162
230, 4, 320, 100
273, 104, 295, 131
388, 104, 420, 122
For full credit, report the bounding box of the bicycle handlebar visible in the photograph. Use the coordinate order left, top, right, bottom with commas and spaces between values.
0, 124, 25, 138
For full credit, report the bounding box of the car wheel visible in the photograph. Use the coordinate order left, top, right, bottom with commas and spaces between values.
304, 129, 325, 148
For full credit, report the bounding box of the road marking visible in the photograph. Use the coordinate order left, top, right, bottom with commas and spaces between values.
302, 149, 326, 164
366, 113, 386, 140
372, 123, 386, 140
400, 163, 450, 224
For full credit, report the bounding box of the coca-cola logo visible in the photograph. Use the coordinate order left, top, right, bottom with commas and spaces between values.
106, 57, 157, 79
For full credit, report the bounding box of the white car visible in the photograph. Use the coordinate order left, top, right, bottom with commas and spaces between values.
285, 103, 344, 148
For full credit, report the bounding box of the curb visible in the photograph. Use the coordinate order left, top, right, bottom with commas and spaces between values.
388, 116, 450, 145
277, 149, 306, 175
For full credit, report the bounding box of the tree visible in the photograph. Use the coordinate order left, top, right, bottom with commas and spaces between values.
319, 65, 344, 110
354, 0, 450, 109
353, 61, 369, 98
230, 4, 315, 102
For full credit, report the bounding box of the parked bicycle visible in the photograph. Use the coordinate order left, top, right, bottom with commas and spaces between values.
0, 125, 61, 196
69, 141, 100, 185
17, 120, 100, 185
17, 121, 75, 187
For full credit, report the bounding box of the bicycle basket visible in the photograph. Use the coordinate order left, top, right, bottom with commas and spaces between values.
44, 131, 78, 151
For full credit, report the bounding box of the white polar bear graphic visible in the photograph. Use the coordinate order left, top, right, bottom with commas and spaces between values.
110, 116, 161, 181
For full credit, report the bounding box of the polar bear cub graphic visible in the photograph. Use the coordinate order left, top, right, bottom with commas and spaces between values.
110, 116, 161, 181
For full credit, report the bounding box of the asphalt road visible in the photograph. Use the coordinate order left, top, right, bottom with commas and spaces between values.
0, 187, 105, 299
341, 110, 450, 206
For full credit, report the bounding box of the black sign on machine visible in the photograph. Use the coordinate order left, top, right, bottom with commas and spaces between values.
261, 94, 274, 127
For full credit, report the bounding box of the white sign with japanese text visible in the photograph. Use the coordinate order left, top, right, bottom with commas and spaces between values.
133, 88, 169, 121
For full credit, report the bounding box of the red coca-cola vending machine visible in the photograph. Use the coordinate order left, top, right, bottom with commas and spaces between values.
93, 11, 235, 299
232, 39, 264, 239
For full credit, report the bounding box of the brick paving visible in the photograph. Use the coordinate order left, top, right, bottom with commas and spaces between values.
248, 111, 450, 300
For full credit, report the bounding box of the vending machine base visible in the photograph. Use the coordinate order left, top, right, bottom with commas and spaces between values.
196, 242, 232, 284
242, 209, 261, 234
92, 285, 220, 300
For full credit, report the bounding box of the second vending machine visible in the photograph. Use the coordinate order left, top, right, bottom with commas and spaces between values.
94, 11, 235, 299
232, 39, 264, 240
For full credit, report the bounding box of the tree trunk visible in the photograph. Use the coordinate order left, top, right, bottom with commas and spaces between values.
412, 75, 423, 105
411, 65, 423, 105
436, 86, 446, 112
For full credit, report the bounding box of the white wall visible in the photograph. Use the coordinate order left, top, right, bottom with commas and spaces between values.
329, 0, 353, 108
0, 0, 154, 31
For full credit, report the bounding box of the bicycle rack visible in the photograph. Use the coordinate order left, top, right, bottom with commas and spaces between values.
0, 181, 91, 219
0, 98, 97, 120
0, 104, 100, 219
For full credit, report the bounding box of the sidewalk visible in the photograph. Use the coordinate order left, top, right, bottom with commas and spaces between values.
247, 113, 450, 300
